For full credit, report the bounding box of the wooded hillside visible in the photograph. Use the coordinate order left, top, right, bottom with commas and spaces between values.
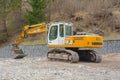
0, 0, 120, 45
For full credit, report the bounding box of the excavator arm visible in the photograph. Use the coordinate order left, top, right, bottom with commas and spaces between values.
12, 23, 47, 59
13, 23, 47, 46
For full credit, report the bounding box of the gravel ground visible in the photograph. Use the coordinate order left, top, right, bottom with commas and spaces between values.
0, 53, 120, 80
0, 40, 120, 80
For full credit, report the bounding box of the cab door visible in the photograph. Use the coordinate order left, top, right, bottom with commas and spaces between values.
48, 24, 59, 45
58, 24, 65, 44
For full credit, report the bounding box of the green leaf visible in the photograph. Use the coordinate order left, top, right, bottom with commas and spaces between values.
25, 0, 47, 25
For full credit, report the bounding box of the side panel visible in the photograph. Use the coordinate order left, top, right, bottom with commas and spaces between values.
48, 35, 103, 48
65, 35, 103, 48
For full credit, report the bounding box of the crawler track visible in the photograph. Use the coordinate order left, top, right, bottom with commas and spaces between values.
47, 49, 79, 63
47, 49, 102, 63
78, 50, 102, 63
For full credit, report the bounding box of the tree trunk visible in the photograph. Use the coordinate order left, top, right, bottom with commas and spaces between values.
48, 7, 51, 23
2, 16, 9, 37
47, 0, 54, 22
2, 1, 8, 36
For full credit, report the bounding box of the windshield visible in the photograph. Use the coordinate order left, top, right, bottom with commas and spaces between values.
65, 25, 72, 37
49, 25, 58, 40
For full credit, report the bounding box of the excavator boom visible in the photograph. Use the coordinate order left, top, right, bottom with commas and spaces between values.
12, 23, 47, 59
14, 23, 47, 46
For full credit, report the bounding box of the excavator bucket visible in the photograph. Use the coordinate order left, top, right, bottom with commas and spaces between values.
11, 46, 27, 59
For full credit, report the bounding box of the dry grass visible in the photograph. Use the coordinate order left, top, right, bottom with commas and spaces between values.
1, 0, 120, 46
21, 40, 47, 46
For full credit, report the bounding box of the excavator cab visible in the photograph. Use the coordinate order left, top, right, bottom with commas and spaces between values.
48, 22, 73, 45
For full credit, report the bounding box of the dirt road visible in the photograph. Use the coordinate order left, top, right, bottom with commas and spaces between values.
0, 53, 120, 80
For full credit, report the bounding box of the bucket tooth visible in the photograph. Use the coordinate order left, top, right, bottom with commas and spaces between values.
14, 54, 27, 59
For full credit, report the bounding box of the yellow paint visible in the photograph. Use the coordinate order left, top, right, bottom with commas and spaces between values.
48, 35, 103, 48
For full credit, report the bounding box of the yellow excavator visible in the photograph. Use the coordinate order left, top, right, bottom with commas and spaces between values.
12, 22, 103, 63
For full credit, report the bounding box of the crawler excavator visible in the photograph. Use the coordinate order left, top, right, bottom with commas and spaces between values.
12, 22, 103, 63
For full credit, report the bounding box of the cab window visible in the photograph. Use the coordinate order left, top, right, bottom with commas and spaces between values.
49, 25, 58, 40
65, 25, 72, 37
60, 24, 64, 37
